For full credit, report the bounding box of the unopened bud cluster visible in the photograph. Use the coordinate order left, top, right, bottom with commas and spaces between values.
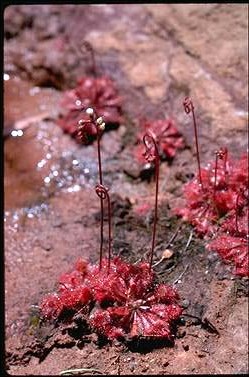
96, 116, 105, 131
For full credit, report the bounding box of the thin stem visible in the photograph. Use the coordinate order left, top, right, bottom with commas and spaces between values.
99, 203, 104, 270
95, 184, 112, 272
96, 129, 104, 270
183, 97, 203, 190
192, 105, 202, 188
107, 193, 112, 271
143, 133, 160, 271
223, 147, 228, 185
78, 108, 106, 271
151, 157, 159, 269
96, 129, 103, 185
214, 148, 229, 200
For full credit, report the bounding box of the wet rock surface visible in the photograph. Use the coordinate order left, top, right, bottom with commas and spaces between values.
4, 4, 248, 375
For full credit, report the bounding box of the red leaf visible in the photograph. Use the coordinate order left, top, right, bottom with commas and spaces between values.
207, 234, 248, 277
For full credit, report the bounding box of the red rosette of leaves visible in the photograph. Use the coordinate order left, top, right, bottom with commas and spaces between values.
40, 256, 183, 341
134, 118, 184, 164
57, 76, 123, 140
89, 261, 182, 340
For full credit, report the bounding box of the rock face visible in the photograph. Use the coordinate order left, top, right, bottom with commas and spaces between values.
4, 4, 248, 376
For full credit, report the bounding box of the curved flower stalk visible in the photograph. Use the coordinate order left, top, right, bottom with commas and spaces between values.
86, 132, 183, 339
183, 97, 203, 190
178, 98, 248, 235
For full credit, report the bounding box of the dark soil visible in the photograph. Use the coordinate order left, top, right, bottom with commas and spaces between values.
4, 4, 248, 375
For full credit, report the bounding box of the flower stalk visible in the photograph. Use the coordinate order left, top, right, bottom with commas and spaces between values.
95, 184, 112, 271
143, 133, 160, 270
78, 108, 106, 270
183, 97, 203, 190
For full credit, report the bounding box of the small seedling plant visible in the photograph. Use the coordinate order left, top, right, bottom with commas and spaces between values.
175, 97, 248, 276
40, 107, 183, 343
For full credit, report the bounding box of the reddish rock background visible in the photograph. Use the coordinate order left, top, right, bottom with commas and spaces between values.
4, 4, 248, 375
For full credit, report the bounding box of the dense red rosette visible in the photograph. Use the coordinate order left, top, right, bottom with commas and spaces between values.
89, 262, 182, 340
57, 76, 122, 140
40, 257, 182, 340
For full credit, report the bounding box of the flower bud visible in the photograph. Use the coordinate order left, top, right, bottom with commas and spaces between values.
96, 117, 104, 125
99, 122, 105, 131
86, 107, 94, 116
